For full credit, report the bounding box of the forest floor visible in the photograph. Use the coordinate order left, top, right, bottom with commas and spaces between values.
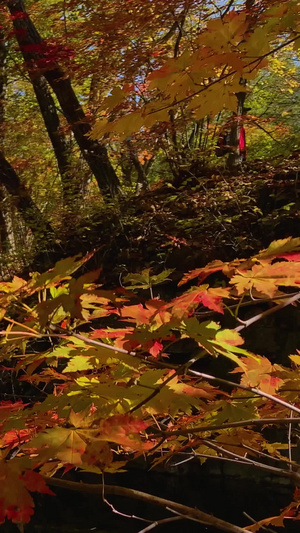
48, 152, 300, 285
3, 152, 297, 283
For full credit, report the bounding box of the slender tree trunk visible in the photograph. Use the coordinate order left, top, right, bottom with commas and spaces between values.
31, 75, 79, 206
6, 0, 121, 198
0, 32, 5, 143
0, 153, 55, 240
227, 90, 246, 171
125, 141, 148, 192
119, 151, 133, 186
0, 28, 54, 248
0, 30, 9, 250
227, 0, 254, 170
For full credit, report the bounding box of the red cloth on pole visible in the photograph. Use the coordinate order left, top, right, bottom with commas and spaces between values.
239, 126, 246, 152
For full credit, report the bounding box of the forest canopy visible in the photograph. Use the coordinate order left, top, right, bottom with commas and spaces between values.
0, 0, 299, 262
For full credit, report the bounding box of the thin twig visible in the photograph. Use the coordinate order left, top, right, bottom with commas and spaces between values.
288, 410, 293, 471
171, 453, 249, 467
0, 330, 137, 357
235, 293, 300, 332
201, 439, 300, 485
221, 0, 235, 18
242, 444, 295, 467
166, 506, 211, 525
138, 516, 182, 533
243, 512, 277, 533
128, 366, 183, 414
147, 417, 300, 439
195, 291, 300, 318
188, 370, 300, 416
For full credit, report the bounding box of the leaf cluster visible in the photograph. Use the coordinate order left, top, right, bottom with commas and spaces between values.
0, 238, 300, 530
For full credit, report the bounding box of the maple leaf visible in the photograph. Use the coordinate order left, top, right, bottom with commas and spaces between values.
200, 287, 229, 313
121, 304, 153, 325
68, 407, 97, 429
144, 300, 172, 328
30, 252, 94, 291
230, 262, 300, 297
178, 261, 225, 286
211, 398, 258, 425
181, 384, 218, 400
26, 428, 87, 465
195, 443, 218, 464
146, 340, 163, 358
232, 356, 283, 394
0, 429, 33, 448
91, 328, 134, 339
98, 414, 149, 450
123, 268, 173, 290
81, 440, 113, 470
184, 318, 220, 354
0, 276, 27, 294
0, 401, 24, 421
215, 428, 264, 457
290, 353, 300, 366
21, 470, 54, 496
121, 300, 171, 328
0, 462, 34, 524
214, 329, 244, 347
256, 237, 300, 260
135, 369, 207, 416
63, 355, 94, 373
168, 285, 229, 319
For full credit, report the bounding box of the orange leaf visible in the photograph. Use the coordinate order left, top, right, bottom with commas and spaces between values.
232, 356, 283, 394
168, 286, 228, 319
21, 470, 54, 496
99, 414, 150, 450
0, 462, 34, 524
178, 261, 225, 286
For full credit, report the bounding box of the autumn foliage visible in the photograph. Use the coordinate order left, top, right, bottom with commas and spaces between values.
0, 238, 300, 529
0, 0, 300, 531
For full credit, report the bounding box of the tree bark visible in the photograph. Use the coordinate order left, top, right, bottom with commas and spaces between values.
0, 28, 54, 247
0, 30, 9, 249
0, 153, 55, 241
126, 141, 148, 192
0, 31, 6, 144
6, 0, 121, 197
30, 75, 79, 206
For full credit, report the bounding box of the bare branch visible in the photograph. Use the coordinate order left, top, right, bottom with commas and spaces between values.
138, 516, 182, 533
187, 370, 300, 416
201, 439, 300, 484
147, 417, 300, 439
44, 476, 248, 533
235, 293, 300, 332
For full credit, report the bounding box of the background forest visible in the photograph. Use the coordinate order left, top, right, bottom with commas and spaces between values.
0, 0, 299, 277
1, 1, 300, 533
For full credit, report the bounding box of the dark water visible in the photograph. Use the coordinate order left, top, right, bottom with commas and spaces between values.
0, 461, 299, 532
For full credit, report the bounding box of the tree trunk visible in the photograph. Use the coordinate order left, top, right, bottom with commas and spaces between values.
125, 141, 148, 192
227, 91, 246, 171
6, 0, 121, 198
0, 30, 9, 250
0, 153, 55, 241
31, 75, 79, 207
227, 0, 254, 171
